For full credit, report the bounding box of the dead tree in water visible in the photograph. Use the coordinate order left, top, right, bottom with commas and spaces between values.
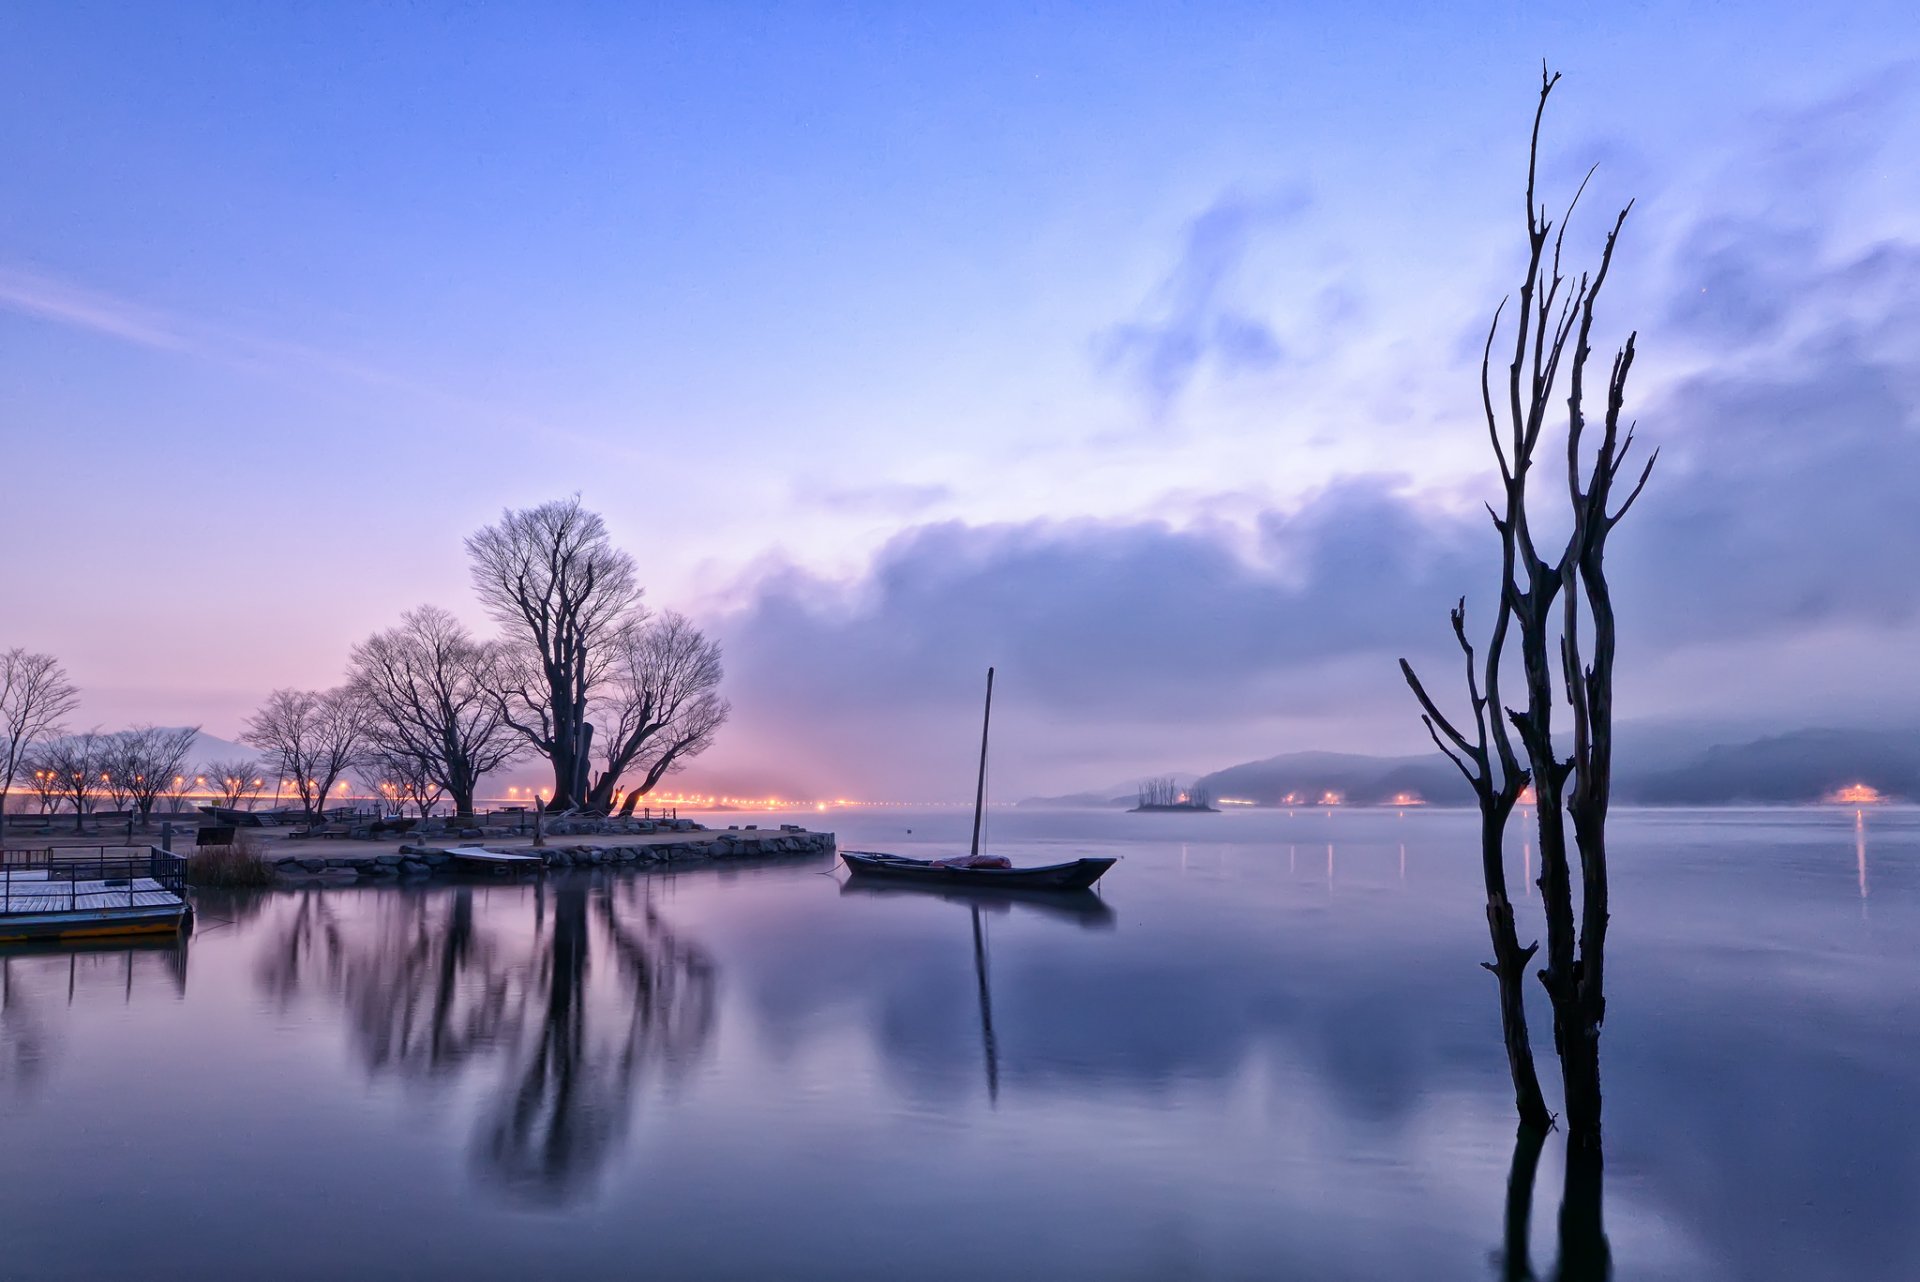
1400, 595, 1551, 1131
1498, 70, 1650, 1152
1402, 69, 1651, 1144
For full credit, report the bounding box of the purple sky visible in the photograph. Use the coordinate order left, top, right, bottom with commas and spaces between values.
2, 5, 1917, 798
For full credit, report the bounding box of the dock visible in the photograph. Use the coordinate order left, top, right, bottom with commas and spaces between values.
0, 849, 192, 943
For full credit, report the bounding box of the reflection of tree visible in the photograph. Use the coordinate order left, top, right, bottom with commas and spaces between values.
255, 877, 715, 1206
1497, 1128, 1613, 1282
475, 878, 716, 1204
0, 956, 50, 1098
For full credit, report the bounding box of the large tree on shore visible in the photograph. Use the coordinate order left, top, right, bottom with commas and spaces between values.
243, 688, 370, 821
348, 606, 522, 817
467, 497, 645, 811
0, 648, 80, 842
34, 730, 109, 832
585, 612, 730, 815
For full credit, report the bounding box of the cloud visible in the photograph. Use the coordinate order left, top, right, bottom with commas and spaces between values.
1095, 189, 1310, 416
803, 479, 955, 517
0, 265, 196, 352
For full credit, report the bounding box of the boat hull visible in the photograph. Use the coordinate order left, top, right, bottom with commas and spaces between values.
0, 904, 188, 943
842, 851, 1115, 891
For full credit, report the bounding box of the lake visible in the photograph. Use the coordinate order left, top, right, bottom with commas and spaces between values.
1, 806, 1914, 1280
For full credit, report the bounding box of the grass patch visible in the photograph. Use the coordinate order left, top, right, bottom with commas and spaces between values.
185, 830, 275, 888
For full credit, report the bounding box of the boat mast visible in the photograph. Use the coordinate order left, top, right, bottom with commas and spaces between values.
970, 666, 994, 857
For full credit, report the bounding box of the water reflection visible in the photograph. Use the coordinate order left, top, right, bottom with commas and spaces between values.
1, 935, 190, 1099
258, 877, 716, 1206
1498, 1129, 1613, 1282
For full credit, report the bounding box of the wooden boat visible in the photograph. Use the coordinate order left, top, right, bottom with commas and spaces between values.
842, 849, 1115, 891
841, 667, 1117, 894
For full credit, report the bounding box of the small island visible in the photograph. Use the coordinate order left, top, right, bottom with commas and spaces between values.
1129, 776, 1218, 813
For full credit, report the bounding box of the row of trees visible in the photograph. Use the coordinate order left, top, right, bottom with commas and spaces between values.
239, 497, 729, 820
2, 498, 731, 833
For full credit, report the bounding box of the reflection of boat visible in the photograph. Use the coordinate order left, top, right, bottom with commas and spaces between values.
837, 877, 1116, 928
843, 667, 1117, 893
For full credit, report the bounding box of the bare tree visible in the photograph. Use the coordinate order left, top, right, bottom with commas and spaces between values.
205, 758, 268, 810
583, 613, 730, 815
104, 726, 201, 826
358, 745, 446, 819
1403, 69, 1651, 1149
467, 498, 645, 811
242, 688, 370, 822
0, 649, 79, 842
164, 767, 203, 814
348, 606, 522, 817
21, 753, 63, 816
35, 731, 110, 832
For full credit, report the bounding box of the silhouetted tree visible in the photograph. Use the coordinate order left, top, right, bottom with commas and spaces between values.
204, 758, 267, 810
34, 731, 109, 831
104, 725, 200, 826
348, 606, 522, 817
587, 612, 730, 815
243, 688, 370, 822
467, 498, 645, 811
0, 649, 79, 842
1405, 68, 1651, 1150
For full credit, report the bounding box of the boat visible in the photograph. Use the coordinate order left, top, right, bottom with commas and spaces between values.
841, 666, 1116, 893
0, 849, 193, 944
841, 849, 1115, 891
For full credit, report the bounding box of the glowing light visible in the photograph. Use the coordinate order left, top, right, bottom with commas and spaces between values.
1831, 783, 1885, 805
1319, 791, 1342, 806
1518, 786, 1537, 806
1392, 793, 1425, 807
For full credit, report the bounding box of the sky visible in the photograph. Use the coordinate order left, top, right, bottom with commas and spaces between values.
2, 3, 1917, 799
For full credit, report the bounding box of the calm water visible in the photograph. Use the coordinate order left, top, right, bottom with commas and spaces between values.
2, 806, 1915, 1281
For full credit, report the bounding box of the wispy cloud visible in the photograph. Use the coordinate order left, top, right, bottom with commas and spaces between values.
0, 265, 196, 352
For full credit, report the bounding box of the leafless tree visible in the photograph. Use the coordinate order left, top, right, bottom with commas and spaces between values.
34, 731, 110, 832
0, 649, 79, 842
467, 498, 645, 811
242, 688, 371, 822
102, 726, 200, 826
163, 767, 203, 814
21, 753, 63, 816
205, 758, 268, 810
348, 606, 522, 817
583, 613, 730, 815
358, 745, 446, 819
1403, 68, 1651, 1149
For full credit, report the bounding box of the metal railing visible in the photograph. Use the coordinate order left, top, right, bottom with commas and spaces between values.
0, 847, 188, 916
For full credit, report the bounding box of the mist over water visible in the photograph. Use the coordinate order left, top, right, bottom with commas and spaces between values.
1, 806, 1913, 1280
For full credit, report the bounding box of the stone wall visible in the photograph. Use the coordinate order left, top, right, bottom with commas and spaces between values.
268, 829, 837, 883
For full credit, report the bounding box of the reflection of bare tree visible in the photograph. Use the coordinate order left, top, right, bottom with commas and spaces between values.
255, 877, 715, 1206
1496, 1128, 1613, 1281
474, 878, 716, 1204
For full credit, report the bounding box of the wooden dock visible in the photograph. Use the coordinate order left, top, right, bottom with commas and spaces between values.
0, 850, 191, 943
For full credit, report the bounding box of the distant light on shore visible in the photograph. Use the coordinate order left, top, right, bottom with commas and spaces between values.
1830, 783, 1885, 804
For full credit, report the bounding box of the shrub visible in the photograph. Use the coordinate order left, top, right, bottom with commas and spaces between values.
185, 829, 275, 888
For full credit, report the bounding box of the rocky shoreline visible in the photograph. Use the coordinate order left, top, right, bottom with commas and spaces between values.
267, 827, 838, 883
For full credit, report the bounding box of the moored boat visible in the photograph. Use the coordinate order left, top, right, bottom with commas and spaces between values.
843, 667, 1118, 894
842, 849, 1116, 891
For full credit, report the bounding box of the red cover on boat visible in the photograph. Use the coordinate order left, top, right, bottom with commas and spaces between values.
930, 854, 1013, 870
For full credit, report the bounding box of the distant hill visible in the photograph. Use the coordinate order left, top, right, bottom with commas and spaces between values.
1017, 772, 1202, 809
1019, 727, 1920, 808
1631, 728, 1920, 804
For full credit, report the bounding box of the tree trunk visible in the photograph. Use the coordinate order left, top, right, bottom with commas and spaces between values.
1481, 805, 1553, 1131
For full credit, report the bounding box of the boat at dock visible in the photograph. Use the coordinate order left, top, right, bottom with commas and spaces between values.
0, 849, 193, 943
842, 666, 1117, 894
